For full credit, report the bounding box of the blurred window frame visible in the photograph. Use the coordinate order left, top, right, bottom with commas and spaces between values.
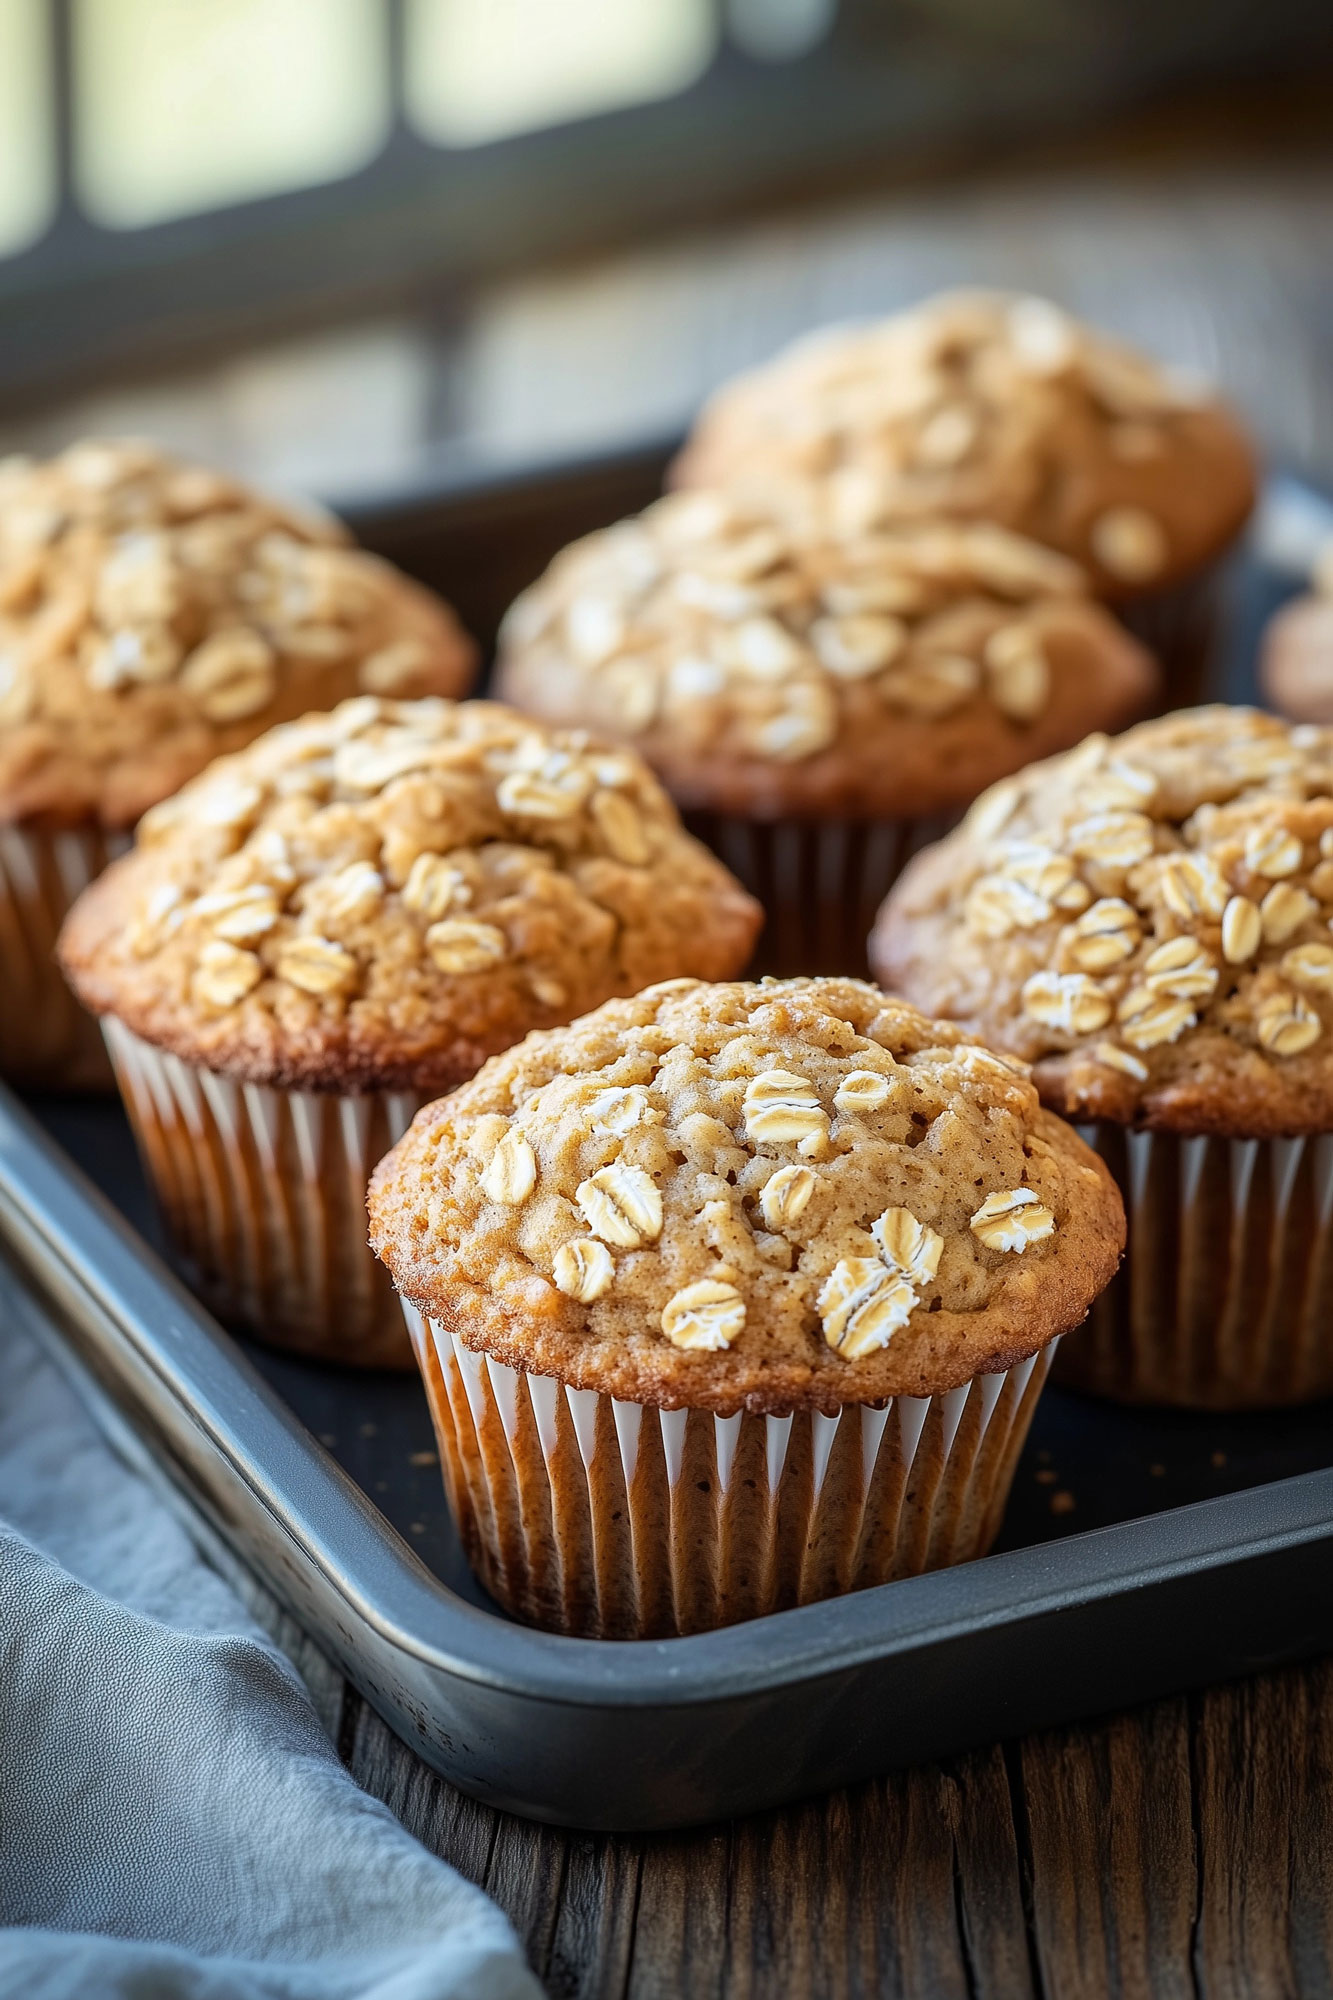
3, 0, 1333, 412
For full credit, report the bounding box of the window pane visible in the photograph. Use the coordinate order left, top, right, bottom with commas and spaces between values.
405, 0, 717, 149
73, 0, 391, 229
0, 0, 54, 257
727, 0, 836, 62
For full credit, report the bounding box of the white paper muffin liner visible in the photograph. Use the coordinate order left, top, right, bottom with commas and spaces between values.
0, 821, 129, 1087
1058, 1123, 1333, 1408
682, 810, 957, 979
405, 1304, 1056, 1638
104, 1018, 424, 1367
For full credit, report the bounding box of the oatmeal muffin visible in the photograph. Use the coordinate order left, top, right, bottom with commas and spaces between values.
1260, 543, 1333, 724
495, 488, 1157, 975
369, 975, 1124, 1636
0, 438, 476, 1086
59, 697, 760, 1365
672, 291, 1256, 600
672, 291, 1255, 702
871, 706, 1333, 1407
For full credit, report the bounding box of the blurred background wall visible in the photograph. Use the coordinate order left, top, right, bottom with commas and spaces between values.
3, 0, 1333, 504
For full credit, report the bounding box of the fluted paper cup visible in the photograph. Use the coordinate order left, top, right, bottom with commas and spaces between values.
405, 1304, 1055, 1638
682, 810, 956, 979
1057, 1123, 1333, 1408
104, 1018, 423, 1367
0, 822, 129, 1087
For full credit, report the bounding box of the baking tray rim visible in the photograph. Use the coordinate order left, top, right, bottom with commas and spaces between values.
7, 1082, 1333, 1710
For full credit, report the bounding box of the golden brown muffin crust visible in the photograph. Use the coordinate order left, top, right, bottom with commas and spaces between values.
59, 698, 762, 1093
670, 291, 1256, 600
495, 491, 1158, 819
872, 707, 1333, 1137
368, 977, 1124, 1414
0, 439, 476, 829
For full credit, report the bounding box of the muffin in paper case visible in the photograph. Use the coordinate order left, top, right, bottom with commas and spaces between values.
873, 705, 1333, 1407
58, 697, 761, 1364
369, 977, 1123, 1636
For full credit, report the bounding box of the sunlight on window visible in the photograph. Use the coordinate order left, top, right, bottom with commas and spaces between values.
405, 0, 717, 149
0, 0, 54, 257
727, 0, 837, 62
72, 0, 391, 229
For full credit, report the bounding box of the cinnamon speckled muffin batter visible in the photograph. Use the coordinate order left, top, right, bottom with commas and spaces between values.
369, 976, 1123, 1414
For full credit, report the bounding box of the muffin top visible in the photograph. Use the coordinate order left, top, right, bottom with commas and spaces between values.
368, 976, 1123, 1413
871, 707, 1333, 1137
1260, 546, 1333, 726
0, 438, 476, 829
58, 697, 762, 1093
495, 489, 1157, 819
670, 291, 1256, 598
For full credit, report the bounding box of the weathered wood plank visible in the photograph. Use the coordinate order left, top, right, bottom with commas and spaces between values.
1191, 1662, 1333, 2000
1286, 1661, 1333, 2000
1020, 1699, 1197, 2000
545, 1834, 642, 2000
726, 1791, 857, 1998
944, 1746, 1037, 2000
486, 1817, 571, 1982
626, 1824, 730, 2000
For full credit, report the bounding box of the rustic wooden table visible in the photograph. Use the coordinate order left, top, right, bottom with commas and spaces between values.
18, 82, 1333, 2000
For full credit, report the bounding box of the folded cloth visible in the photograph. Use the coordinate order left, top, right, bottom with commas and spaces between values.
0, 1306, 540, 2000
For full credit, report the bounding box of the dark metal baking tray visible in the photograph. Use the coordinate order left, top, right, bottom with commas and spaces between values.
7, 448, 1333, 1833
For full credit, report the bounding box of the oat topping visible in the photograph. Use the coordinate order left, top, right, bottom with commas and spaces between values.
0, 440, 476, 827
969, 1189, 1056, 1252
57, 697, 763, 1091
661, 1279, 747, 1352
818, 1261, 917, 1359
833, 1068, 894, 1112
742, 1069, 830, 1153
872, 1207, 945, 1285
495, 486, 1141, 777
576, 1163, 665, 1248
481, 1129, 537, 1206
553, 1238, 615, 1303
871, 708, 1333, 1121
370, 979, 1098, 1393
758, 1162, 816, 1231
669, 290, 1255, 596
1256, 990, 1322, 1057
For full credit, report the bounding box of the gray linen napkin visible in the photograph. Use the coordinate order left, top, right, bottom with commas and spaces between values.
0, 1305, 540, 2000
